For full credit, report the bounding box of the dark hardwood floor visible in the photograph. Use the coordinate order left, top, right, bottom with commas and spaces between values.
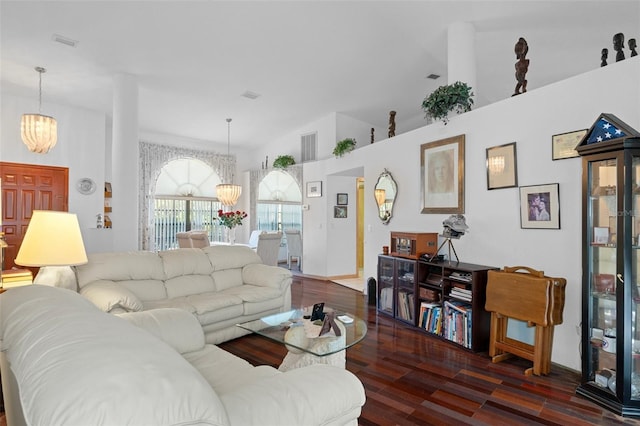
219, 275, 640, 425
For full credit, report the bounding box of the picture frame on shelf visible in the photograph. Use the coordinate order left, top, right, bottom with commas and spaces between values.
420, 134, 465, 214
552, 129, 587, 160
519, 183, 560, 229
337, 193, 348, 205
334, 206, 347, 218
486, 142, 518, 190
593, 227, 610, 245
306, 181, 322, 198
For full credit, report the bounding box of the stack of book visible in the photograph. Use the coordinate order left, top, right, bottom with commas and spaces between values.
397, 291, 414, 321
449, 283, 472, 301
1, 268, 33, 288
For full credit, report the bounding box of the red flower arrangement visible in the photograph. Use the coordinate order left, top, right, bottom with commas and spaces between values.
216, 210, 248, 229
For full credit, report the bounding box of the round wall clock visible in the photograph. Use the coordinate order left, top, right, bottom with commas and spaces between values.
76, 178, 97, 195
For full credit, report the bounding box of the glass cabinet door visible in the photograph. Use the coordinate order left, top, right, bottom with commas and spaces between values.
395, 258, 416, 324
377, 255, 395, 316
586, 158, 619, 394
631, 154, 640, 401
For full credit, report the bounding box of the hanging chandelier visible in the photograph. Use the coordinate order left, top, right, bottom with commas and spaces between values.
21, 67, 58, 154
216, 118, 242, 206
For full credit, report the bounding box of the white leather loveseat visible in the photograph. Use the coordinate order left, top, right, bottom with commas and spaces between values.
0, 285, 366, 425
74, 245, 292, 344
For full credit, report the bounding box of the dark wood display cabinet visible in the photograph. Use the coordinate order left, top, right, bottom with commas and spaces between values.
377, 254, 496, 352
576, 113, 640, 417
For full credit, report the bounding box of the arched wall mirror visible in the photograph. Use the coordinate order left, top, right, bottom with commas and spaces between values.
374, 169, 397, 224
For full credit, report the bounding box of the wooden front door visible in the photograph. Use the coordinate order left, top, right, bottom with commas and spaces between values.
1, 162, 69, 271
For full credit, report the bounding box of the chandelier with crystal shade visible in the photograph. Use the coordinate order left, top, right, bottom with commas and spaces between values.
216, 118, 242, 206
21, 67, 58, 154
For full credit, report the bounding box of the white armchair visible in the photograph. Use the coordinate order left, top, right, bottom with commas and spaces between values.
256, 232, 282, 266
248, 230, 264, 249
284, 229, 302, 271
176, 232, 192, 248
188, 231, 210, 248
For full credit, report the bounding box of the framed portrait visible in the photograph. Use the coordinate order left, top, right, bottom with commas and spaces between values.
337, 193, 348, 205
519, 183, 560, 229
486, 142, 518, 190
420, 134, 465, 214
552, 129, 587, 160
306, 181, 322, 198
334, 206, 347, 218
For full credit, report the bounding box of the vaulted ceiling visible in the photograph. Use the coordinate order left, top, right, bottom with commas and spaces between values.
1, 1, 638, 149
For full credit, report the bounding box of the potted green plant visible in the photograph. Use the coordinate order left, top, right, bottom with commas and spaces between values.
273, 155, 296, 169
421, 81, 474, 124
333, 138, 357, 158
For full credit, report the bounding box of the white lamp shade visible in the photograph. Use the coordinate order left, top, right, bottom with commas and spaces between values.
21, 113, 58, 153
15, 210, 88, 267
216, 183, 242, 206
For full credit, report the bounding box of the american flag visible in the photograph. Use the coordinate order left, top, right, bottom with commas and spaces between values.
587, 117, 627, 144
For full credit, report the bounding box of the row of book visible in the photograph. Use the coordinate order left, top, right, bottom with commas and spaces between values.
379, 287, 393, 313
397, 290, 414, 322
449, 286, 472, 301
443, 300, 472, 349
419, 301, 443, 334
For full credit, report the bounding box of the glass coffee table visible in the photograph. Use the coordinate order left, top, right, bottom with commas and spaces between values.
237, 306, 367, 371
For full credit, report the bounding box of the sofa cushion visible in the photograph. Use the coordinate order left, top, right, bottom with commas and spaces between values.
1, 285, 229, 426
186, 292, 243, 315
159, 248, 214, 278
212, 268, 244, 291
221, 285, 284, 315
80, 280, 143, 312
117, 308, 205, 354
203, 245, 262, 270
76, 251, 165, 289
165, 274, 217, 298
119, 279, 168, 301
143, 296, 197, 313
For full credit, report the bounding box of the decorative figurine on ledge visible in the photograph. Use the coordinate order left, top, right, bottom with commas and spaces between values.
630, 38, 638, 57
388, 110, 396, 138
601, 48, 608, 67
613, 32, 625, 62
512, 37, 529, 96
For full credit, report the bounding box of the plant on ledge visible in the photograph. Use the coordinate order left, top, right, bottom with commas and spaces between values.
216, 210, 248, 229
333, 138, 357, 158
273, 155, 296, 169
421, 81, 474, 124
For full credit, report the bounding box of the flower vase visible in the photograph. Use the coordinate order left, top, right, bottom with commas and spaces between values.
227, 227, 236, 245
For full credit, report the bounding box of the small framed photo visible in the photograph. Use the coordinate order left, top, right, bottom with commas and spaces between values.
337, 193, 348, 205
306, 181, 322, 198
334, 206, 347, 218
552, 129, 587, 160
519, 183, 560, 229
593, 227, 610, 245
486, 142, 518, 190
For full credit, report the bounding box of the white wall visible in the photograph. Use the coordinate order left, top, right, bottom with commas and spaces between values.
0, 94, 108, 251
314, 57, 638, 372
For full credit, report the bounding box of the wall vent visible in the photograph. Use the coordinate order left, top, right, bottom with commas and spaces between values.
301, 132, 317, 163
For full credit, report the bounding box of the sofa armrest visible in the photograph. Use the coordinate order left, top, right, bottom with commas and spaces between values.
220, 364, 365, 426
242, 263, 292, 291
80, 281, 143, 313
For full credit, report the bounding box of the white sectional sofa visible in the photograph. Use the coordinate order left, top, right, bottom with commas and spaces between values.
73, 245, 292, 344
0, 285, 366, 425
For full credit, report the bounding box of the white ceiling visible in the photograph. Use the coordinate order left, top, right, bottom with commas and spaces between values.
2, 1, 639, 150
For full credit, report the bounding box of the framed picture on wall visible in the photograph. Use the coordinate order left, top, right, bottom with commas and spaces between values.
519, 183, 560, 229
552, 129, 587, 160
420, 134, 465, 214
486, 142, 518, 190
306, 181, 322, 198
337, 193, 348, 205
334, 206, 347, 218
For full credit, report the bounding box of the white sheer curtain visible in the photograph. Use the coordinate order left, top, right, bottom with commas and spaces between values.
139, 141, 235, 250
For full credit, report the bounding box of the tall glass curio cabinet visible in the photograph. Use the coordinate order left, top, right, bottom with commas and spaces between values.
576, 113, 640, 417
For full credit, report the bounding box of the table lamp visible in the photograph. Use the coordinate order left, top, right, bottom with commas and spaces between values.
14, 210, 88, 285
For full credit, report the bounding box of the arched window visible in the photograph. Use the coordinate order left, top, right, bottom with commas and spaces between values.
154, 158, 224, 250
255, 170, 302, 233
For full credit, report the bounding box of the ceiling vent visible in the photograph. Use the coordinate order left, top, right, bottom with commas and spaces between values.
241, 91, 261, 100
52, 34, 78, 47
